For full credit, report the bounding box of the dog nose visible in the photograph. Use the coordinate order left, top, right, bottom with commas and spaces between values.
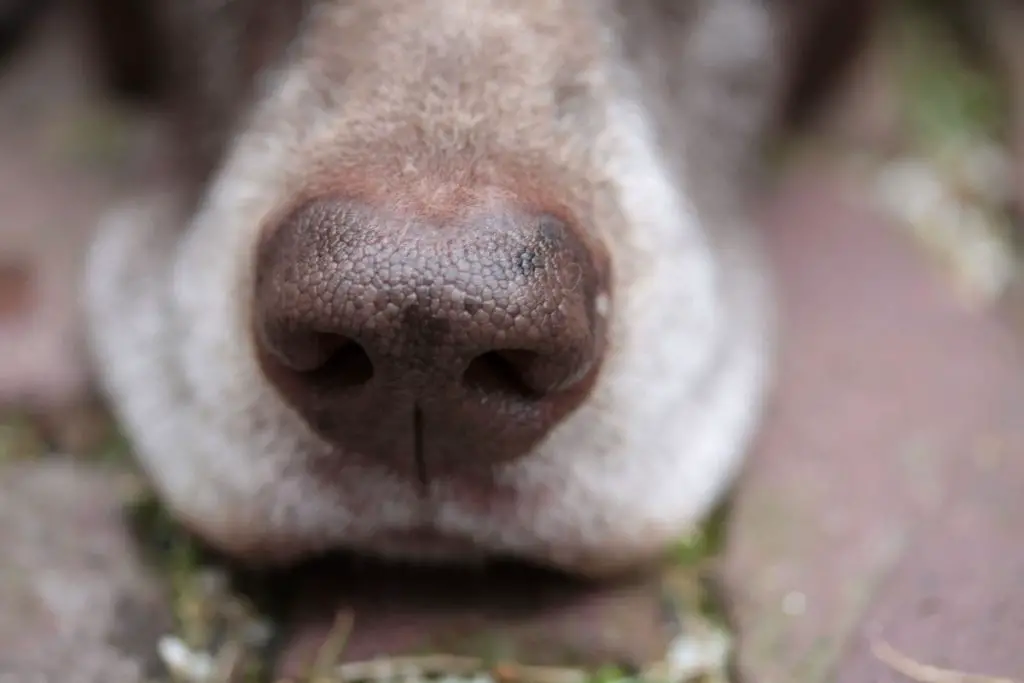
253, 196, 607, 478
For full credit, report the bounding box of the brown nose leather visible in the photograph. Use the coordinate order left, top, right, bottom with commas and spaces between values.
253, 196, 606, 480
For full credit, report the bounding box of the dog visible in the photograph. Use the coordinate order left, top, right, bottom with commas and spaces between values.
10, 0, 880, 577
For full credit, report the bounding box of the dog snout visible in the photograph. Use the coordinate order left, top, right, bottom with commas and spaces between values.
252, 195, 607, 476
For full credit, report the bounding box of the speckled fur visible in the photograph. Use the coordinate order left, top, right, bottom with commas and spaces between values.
84, 0, 785, 577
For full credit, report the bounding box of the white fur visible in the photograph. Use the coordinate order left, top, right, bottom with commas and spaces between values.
84, 0, 776, 575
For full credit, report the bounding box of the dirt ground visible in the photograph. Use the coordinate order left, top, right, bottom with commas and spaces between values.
2, 4, 1024, 683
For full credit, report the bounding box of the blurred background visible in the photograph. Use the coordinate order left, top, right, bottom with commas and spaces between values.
1, 1, 1023, 682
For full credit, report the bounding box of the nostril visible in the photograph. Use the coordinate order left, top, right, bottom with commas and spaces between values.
305, 335, 375, 388
462, 349, 543, 400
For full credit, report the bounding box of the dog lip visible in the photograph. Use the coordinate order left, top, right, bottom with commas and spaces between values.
362, 526, 493, 560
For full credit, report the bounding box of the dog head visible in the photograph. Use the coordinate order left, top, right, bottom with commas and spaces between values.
85, 0, 778, 577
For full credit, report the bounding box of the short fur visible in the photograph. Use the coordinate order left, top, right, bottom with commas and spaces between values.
81, 0, 859, 576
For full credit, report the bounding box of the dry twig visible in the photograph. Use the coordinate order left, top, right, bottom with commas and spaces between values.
871, 638, 1020, 683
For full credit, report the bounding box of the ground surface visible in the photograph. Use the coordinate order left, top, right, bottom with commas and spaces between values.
2, 4, 1023, 683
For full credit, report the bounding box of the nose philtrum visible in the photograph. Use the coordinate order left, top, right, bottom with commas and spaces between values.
252, 195, 608, 478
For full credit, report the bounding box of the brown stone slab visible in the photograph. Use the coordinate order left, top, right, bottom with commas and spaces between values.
0, 459, 174, 683
723, 165, 1024, 683
835, 429, 1024, 682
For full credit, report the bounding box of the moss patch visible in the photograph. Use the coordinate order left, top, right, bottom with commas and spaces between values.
0, 413, 46, 463
888, 0, 1008, 154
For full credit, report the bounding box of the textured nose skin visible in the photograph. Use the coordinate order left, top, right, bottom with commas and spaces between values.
253, 196, 607, 479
